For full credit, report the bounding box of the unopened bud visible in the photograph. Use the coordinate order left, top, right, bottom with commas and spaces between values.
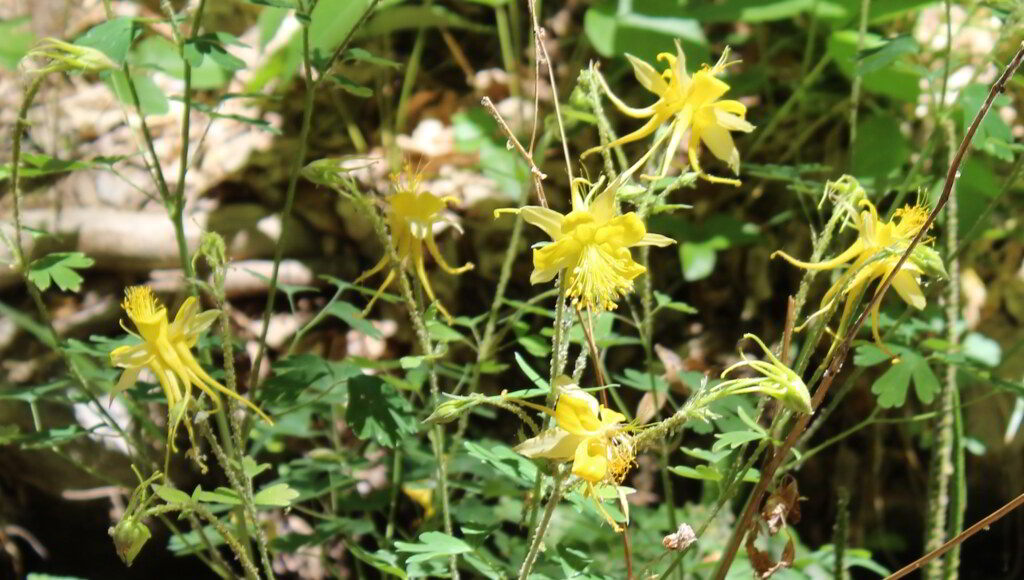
109, 517, 151, 566
26, 38, 117, 74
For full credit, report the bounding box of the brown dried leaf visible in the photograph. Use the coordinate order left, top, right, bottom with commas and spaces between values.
761, 475, 801, 535
745, 528, 795, 579
662, 523, 696, 551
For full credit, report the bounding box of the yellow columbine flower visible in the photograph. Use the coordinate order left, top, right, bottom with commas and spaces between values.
357, 173, 473, 323
515, 379, 634, 531
773, 200, 941, 348
496, 182, 674, 312
110, 287, 272, 450
586, 44, 755, 184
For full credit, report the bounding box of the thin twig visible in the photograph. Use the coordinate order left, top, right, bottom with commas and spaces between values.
711, 41, 1024, 580
481, 96, 549, 208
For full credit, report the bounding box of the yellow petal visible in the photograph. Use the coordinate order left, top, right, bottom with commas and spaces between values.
110, 343, 153, 368
626, 53, 668, 96
515, 428, 586, 460
713, 107, 755, 133
572, 438, 609, 483
589, 185, 618, 224
772, 240, 864, 271
637, 233, 675, 247
698, 124, 740, 173
892, 270, 926, 310
520, 206, 566, 240
555, 388, 602, 435
599, 406, 626, 426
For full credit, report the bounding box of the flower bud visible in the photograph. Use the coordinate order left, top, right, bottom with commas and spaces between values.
26, 38, 117, 75
109, 517, 151, 566
910, 244, 947, 280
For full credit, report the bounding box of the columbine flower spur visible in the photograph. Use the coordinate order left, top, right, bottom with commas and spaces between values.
356, 171, 473, 323
773, 200, 944, 349
586, 43, 755, 184
515, 378, 635, 531
110, 286, 272, 450
496, 180, 674, 312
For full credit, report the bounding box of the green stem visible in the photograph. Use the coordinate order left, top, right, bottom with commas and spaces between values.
846, 0, 871, 166
250, 25, 316, 389
395, 0, 433, 133
518, 471, 565, 580
495, 4, 520, 97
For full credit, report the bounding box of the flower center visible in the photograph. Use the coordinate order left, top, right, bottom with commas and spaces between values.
123, 286, 160, 322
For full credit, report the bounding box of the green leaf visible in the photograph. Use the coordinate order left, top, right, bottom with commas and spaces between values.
253, 483, 300, 506
513, 352, 547, 389
193, 487, 243, 505
308, 0, 376, 63
670, 464, 723, 482
654, 291, 697, 314
328, 73, 373, 97
0, 153, 98, 182
960, 84, 1014, 161
0, 17, 35, 70
75, 17, 139, 65
680, 241, 717, 282
345, 375, 416, 447
712, 429, 765, 451
358, 5, 491, 38
344, 47, 401, 69
584, 0, 708, 64
151, 484, 191, 505
184, 33, 247, 71
27, 252, 94, 292
347, 545, 408, 579
106, 70, 170, 116
857, 35, 918, 75
464, 440, 537, 487
854, 343, 892, 367
395, 532, 473, 564
326, 301, 383, 339
852, 113, 910, 182
963, 332, 1001, 367
870, 350, 938, 408
827, 30, 921, 102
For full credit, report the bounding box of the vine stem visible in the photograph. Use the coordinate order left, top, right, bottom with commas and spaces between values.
710, 41, 1024, 580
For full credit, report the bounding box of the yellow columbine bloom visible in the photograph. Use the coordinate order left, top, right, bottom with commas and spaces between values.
110, 286, 272, 450
586, 44, 755, 184
497, 182, 674, 312
773, 200, 940, 348
357, 173, 473, 323
515, 379, 634, 531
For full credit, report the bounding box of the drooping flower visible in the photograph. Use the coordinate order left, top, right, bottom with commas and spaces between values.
718, 334, 812, 414
515, 378, 635, 531
496, 181, 674, 312
586, 44, 755, 184
773, 200, 944, 348
110, 286, 272, 449
357, 172, 473, 323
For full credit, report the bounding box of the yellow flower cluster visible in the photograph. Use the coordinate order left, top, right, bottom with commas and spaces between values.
773, 200, 939, 348
357, 172, 474, 323
586, 44, 755, 184
498, 181, 674, 312
110, 287, 271, 451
